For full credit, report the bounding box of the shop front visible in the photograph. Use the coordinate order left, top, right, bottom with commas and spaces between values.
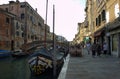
107, 18, 120, 57
93, 27, 106, 49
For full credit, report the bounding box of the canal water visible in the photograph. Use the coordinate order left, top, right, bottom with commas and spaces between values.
0, 56, 31, 79
0, 56, 62, 79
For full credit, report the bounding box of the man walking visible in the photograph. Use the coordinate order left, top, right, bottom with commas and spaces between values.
91, 42, 97, 57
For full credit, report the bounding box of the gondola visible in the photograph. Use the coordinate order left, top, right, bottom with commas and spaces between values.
28, 47, 65, 76
28, 47, 53, 75
0, 50, 11, 58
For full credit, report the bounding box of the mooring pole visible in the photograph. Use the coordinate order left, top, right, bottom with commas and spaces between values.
53, 4, 56, 79
44, 0, 48, 48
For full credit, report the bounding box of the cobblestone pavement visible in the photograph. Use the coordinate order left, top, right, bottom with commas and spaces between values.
59, 48, 120, 79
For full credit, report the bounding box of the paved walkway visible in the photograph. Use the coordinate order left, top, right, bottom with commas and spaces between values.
58, 48, 120, 79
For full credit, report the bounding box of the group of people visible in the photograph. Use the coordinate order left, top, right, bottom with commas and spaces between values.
69, 44, 83, 57
86, 41, 108, 57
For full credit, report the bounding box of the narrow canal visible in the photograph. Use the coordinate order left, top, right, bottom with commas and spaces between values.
0, 56, 63, 79
0, 56, 31, 79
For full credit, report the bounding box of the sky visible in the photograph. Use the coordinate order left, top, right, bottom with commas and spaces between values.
0, 0, 86, 41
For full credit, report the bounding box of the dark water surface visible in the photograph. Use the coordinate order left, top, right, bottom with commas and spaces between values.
0, 56, 31, 79
0, 56, 62, 79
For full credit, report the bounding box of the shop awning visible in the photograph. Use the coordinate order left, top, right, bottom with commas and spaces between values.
94, 31, 102, 37
94, 27, 106, 37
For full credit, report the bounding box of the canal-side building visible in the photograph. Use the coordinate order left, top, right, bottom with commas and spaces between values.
83, 0, 120, 57
0, 0, 45, 44
105, 0, 120, 57
0, 8, 15, 50
77, 22, 87, 43
0, 8, 24, 51
93, 0, 106, 46
84, 0, 106, 45
84, 0, 93, 42
74, 23, 81, 44
0, 8, 13, 50
13, 19, 24, 51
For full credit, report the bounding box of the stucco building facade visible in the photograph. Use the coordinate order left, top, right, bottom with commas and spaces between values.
0, 0, 51, 51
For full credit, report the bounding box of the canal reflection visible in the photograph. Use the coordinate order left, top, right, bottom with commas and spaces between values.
0, 56, 30, 79
0, 56, 55, 79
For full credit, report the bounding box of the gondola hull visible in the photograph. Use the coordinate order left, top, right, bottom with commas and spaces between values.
28, 48, 65, 76
28, 56, 53, 75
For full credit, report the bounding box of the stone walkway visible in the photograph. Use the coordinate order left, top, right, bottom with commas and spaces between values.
58, 48, 120, 79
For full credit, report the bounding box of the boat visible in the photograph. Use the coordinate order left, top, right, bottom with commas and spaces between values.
28, 47, 65, 76
28, 47, 53, 75
0, 50, 11, 58
11, 50, 27, 57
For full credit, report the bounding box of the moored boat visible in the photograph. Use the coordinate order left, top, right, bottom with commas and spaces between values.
11, 50, 27, 58
28, 48, 53, 75
28, 47, 65, 76
0, 50, 11, 58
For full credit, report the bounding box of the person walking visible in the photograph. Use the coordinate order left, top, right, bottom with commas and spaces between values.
86, 42, 91, 54
96, 42, 101, 57
103, 42, 108, 55
91, 42, 97, 57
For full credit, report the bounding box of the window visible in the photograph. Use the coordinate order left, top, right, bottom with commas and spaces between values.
38, 22, 41, 26
21, 25, 24, 31
5, 8, 8, 12
16, 22, 19, 29
21, 13, 25, 19
20, 4, 25, 8
96, 18, 98, 26
98, 14, 101, 26
22, 32, 24, 37
102, 10, 106, 21
16, 31, 19, 36
6, 17, 10, 24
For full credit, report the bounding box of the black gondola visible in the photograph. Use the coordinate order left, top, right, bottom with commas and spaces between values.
28, 47, 65, 76
28, 47, 53, 75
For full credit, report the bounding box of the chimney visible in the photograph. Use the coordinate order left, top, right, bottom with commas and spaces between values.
16, 0, 20, 3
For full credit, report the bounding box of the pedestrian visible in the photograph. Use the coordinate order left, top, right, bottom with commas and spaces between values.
103, 42, 108, 55
96, 42, 101, 56
86, 42, 91, 54
91, 42, 97, 57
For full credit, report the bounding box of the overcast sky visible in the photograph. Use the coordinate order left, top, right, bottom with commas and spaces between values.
0, 0, 86, 41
